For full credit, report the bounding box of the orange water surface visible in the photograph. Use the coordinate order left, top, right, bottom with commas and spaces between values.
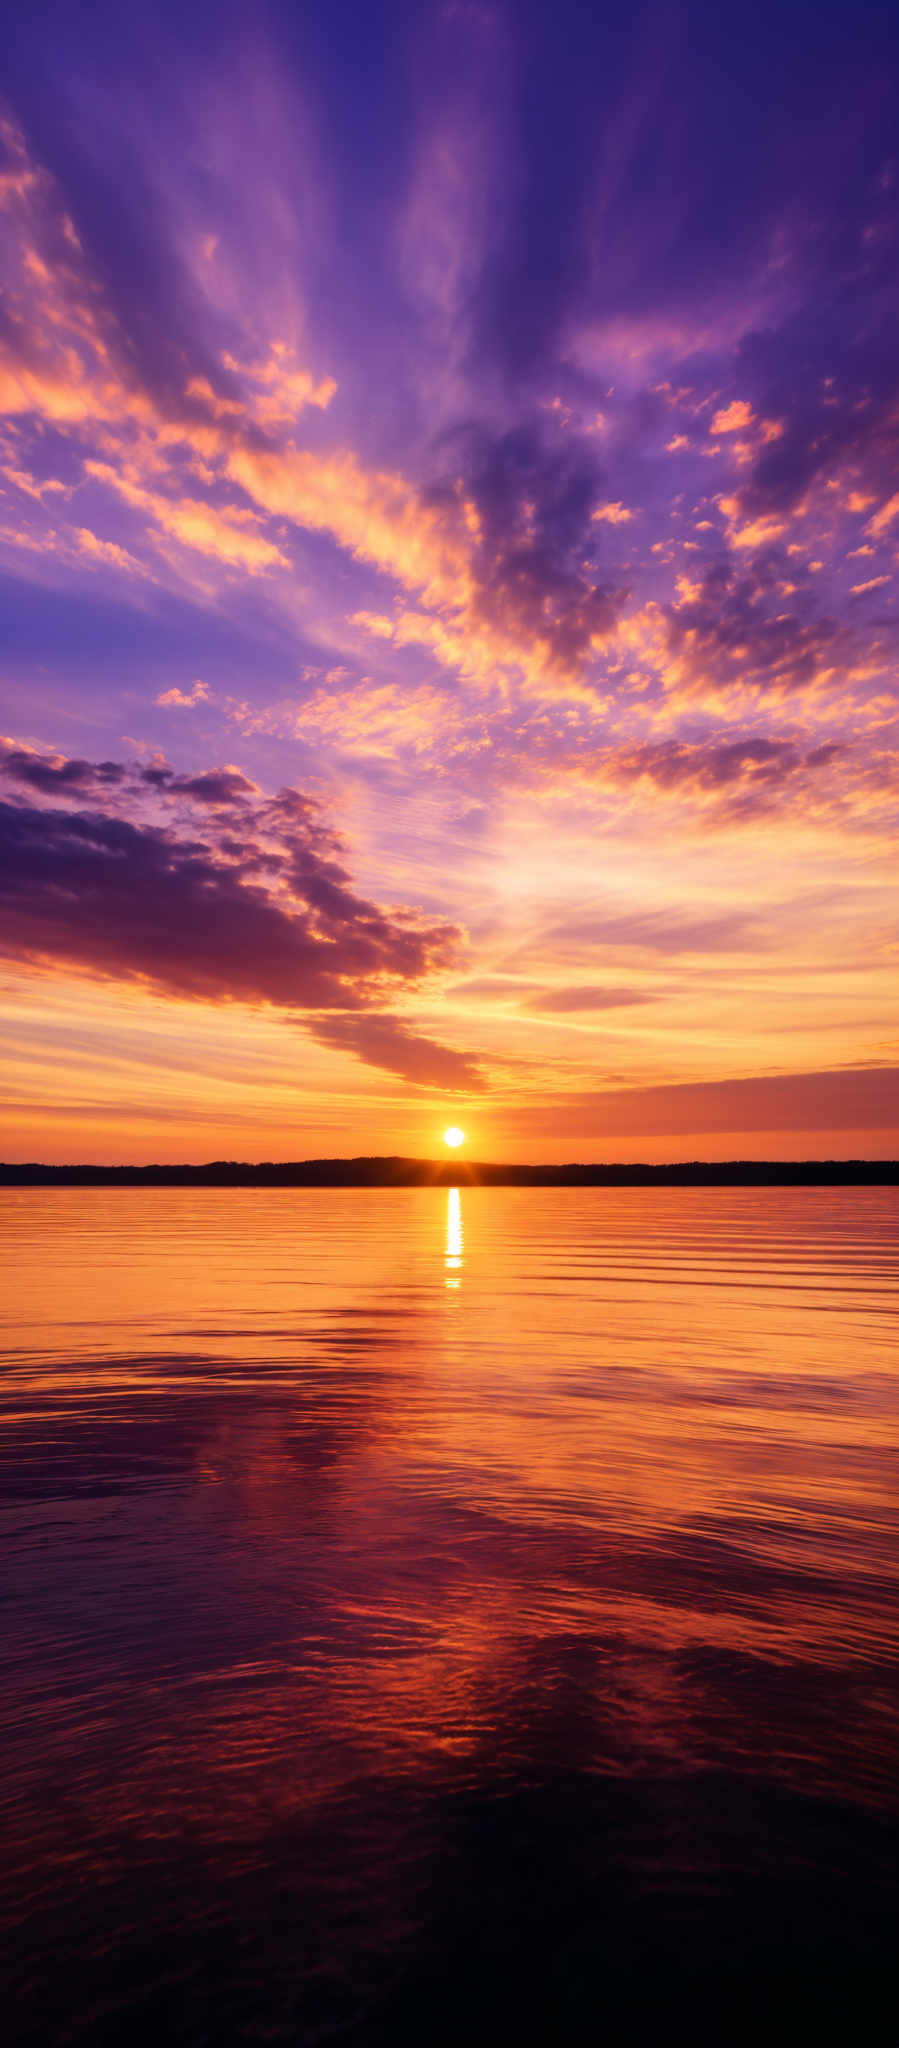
0, 1186, 896, 2043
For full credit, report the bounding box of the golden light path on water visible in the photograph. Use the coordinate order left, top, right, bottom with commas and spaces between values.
445, 1185, 463, 1285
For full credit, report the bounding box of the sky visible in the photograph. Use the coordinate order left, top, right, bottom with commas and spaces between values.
0, 0, 897, 1163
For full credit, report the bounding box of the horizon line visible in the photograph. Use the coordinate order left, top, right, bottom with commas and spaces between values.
0, 1154, 896, 1187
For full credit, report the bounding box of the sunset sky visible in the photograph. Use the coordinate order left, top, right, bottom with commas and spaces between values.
1, 0, 897, 1162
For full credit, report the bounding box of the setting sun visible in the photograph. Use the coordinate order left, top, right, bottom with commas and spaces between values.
443, 1126, 465, 1148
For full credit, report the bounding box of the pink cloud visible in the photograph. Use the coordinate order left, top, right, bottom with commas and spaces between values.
156, 681, 213, 708
592, 501, 634, 524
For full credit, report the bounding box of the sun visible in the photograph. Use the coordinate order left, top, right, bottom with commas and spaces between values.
443, 1126, 465, 1148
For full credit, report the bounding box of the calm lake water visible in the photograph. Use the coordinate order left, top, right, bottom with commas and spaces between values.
1, 1186, 897, 2044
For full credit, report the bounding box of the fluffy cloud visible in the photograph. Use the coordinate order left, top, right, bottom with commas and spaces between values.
156, 681, 212, 708
710, 401, 755, 435
0, 740, 126, 795
0, 752, 477, 1090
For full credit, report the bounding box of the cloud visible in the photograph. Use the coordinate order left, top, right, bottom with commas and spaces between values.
525, 985, 656, 1014
0, 759, 464, 1033
507, 1067, 899, 1141
659, 559, 854, 705
1, 740, 126, 796
217, 344, 336, 424
228, 423, 625, 690
443, 423, 624, 675
6, 71, 894, 772
1, 152, 617, 688
85, 462, 289, 574
543, 905, 765, 957
224, 414, 627, 698
145, 766, 258, 806
710, 322, 899, 542
307, 1012, 486, 1091
156, 681, 212, 708
606, 734, 846, 820
710, 400, 754, 435
74, 526, 147, 575
591, 501, 633, 525
348, 610, 396, 639
850, 575, 891, 598
2, 463, 67, 501
866, 493, 899, 540
446, 977, 543, 1001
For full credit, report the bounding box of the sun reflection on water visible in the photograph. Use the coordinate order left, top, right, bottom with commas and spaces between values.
445, 1186, 462, 1285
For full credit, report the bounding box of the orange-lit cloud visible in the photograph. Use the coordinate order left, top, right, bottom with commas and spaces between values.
710, 399, 755, 434
156, 680, 213, 708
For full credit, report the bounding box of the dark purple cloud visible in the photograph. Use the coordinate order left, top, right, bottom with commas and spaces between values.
143, 767, 258, 806
607, 734, 847, 819
661, 562, 853, 703
1, 748, 127, 796
307, 1012, 486, 1091
723, 306, 899, 526
431, 424, 623, 672
0, 778, 463, 1024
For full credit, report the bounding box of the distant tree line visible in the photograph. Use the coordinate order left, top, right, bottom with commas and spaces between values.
0, 1158, 894, 1187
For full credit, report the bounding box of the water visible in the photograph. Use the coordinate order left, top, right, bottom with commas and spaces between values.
0, 1186, 896, 2044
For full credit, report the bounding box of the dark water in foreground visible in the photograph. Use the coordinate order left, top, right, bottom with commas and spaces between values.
0, 1187, 896, 2044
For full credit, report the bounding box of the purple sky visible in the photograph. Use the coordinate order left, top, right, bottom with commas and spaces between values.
0, 0, 897, 1160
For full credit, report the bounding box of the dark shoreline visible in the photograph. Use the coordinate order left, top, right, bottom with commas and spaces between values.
0, 1157, 895, 1187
